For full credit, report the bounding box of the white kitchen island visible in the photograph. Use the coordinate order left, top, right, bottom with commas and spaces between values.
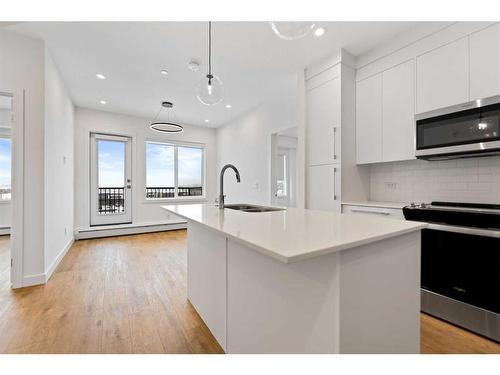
161, 204, 426, 354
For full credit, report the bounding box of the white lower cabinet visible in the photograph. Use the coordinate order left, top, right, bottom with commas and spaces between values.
307, 164, 341, 212
342, 204, 404, 220
187, 222, 227, 350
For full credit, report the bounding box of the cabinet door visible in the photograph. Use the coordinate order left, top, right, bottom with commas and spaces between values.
306, 164, 341, 212
356, 74, 382, 164
416, 37, 469, 113
382, 60, 416, 162
470, 24, 500, 100
306, 77, 340, 166
187, 222, 227, 350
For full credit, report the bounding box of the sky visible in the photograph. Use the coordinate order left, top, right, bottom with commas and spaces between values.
0, 138, 11, 189
98, 140, 202, 188
146, 143, 202, 187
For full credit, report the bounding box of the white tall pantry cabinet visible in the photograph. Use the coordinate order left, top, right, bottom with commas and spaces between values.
306, 53, 369, 211
306, 66, 342, 212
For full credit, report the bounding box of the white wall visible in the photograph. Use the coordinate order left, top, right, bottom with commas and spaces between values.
0, 29, 46, 283
74, 107, 217, 230
216, 75, 301, 205
44, 50, 75, 274
370, 157, 500, 204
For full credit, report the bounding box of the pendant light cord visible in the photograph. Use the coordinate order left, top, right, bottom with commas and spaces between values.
208, 21, 212, 82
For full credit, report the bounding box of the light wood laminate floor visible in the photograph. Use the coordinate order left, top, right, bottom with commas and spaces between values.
0, 231, 498, 354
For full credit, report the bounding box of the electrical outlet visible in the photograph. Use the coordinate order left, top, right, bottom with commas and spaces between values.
385, 182, 398, 190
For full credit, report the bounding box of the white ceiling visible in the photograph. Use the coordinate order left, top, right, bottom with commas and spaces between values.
7, 22, 431, 127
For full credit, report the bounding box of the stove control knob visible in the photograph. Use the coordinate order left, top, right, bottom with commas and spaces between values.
420, 203, 427, 208
410, 202, 416, 208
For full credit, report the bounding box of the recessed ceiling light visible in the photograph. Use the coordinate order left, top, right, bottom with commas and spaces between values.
314, 27, 326, 37
160, 70, 168, 76
225, 104, 232, 109
96, 73, 106, 80
204, 119, 210, 123
100, 100, 107, 105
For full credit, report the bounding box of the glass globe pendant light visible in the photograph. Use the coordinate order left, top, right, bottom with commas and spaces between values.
196, 21, 223, 106
269, 22, 316, 40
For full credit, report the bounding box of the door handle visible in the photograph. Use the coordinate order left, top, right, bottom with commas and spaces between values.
333, 127, 337, 160
333, 167, 337, 200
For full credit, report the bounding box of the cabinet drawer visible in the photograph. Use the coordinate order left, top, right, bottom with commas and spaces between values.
342, 204, 404, 220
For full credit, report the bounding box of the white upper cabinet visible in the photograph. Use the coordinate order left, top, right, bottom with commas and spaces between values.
470, 24, 500, 100
306, 76, 340, 166
382, 60, 416, 162
416, 37, 469, 114
356, 73, 382, 164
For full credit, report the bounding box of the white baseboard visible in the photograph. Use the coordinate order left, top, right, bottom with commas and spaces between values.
21, 237, 75, 287
75, 221, 187, 240
45, 237, 74, 282
22, 273, 46, 287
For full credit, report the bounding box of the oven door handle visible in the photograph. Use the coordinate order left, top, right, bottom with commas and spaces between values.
427, 223, 500, 239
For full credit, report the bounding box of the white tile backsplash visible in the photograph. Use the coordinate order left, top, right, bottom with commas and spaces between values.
370, 156, 500, 204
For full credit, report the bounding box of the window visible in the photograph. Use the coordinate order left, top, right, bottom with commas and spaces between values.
146, 142, 204, 199
0, 138, 11, 201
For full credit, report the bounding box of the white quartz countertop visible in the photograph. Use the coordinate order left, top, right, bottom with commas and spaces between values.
342, 200, 408, 209
161, 204, 426, 263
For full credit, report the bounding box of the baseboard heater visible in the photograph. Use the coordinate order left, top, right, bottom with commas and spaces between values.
75, 221, 187, 240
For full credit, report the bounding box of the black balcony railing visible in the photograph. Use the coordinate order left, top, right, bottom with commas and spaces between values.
98, 187, 124, 214
146, 186, 202, 199
98, 186, 203, 214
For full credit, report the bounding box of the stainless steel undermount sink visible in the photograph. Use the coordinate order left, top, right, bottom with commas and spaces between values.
224, 204, 285, 213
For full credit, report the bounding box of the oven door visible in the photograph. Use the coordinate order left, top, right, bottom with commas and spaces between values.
421, 228, 500, 314
415, 100, 500, 158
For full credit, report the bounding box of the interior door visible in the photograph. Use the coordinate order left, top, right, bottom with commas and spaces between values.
90, 133, 132, 226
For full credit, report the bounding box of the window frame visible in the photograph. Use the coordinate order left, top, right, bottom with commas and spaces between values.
144, 140, 206, 203
0, 128, 12, 203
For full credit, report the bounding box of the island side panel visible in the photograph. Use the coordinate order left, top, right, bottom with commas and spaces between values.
226, 239, 341, 354
187, 221, 227, 351
338, 231, 421, 354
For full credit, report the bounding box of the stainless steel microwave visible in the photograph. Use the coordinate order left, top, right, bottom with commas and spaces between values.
415, 95, 500, 160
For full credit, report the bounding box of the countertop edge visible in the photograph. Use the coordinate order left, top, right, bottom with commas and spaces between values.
342, 201, 408, 209
161, 205, 426, 264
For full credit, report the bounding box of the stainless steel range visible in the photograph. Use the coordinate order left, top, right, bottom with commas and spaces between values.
403, 201, 500, 343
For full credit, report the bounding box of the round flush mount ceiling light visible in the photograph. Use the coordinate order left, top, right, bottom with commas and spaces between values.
204, 119, 210, 123
149, 101, 184, 133
269, 22, 316, 40
96, 73, 106, 80
188, 60, 200, 72
160, 69, 168, 75
99, 100, 107, 105
314, 27, 326, 37
225, 104, 232, 109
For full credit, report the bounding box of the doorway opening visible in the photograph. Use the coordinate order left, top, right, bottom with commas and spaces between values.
271, 127, 298, 207
90, 133, 132, 226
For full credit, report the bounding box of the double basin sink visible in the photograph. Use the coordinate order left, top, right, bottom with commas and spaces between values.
224, 204, 284, 213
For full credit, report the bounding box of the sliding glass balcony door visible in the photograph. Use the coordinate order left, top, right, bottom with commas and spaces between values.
90, 133, 132, 226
